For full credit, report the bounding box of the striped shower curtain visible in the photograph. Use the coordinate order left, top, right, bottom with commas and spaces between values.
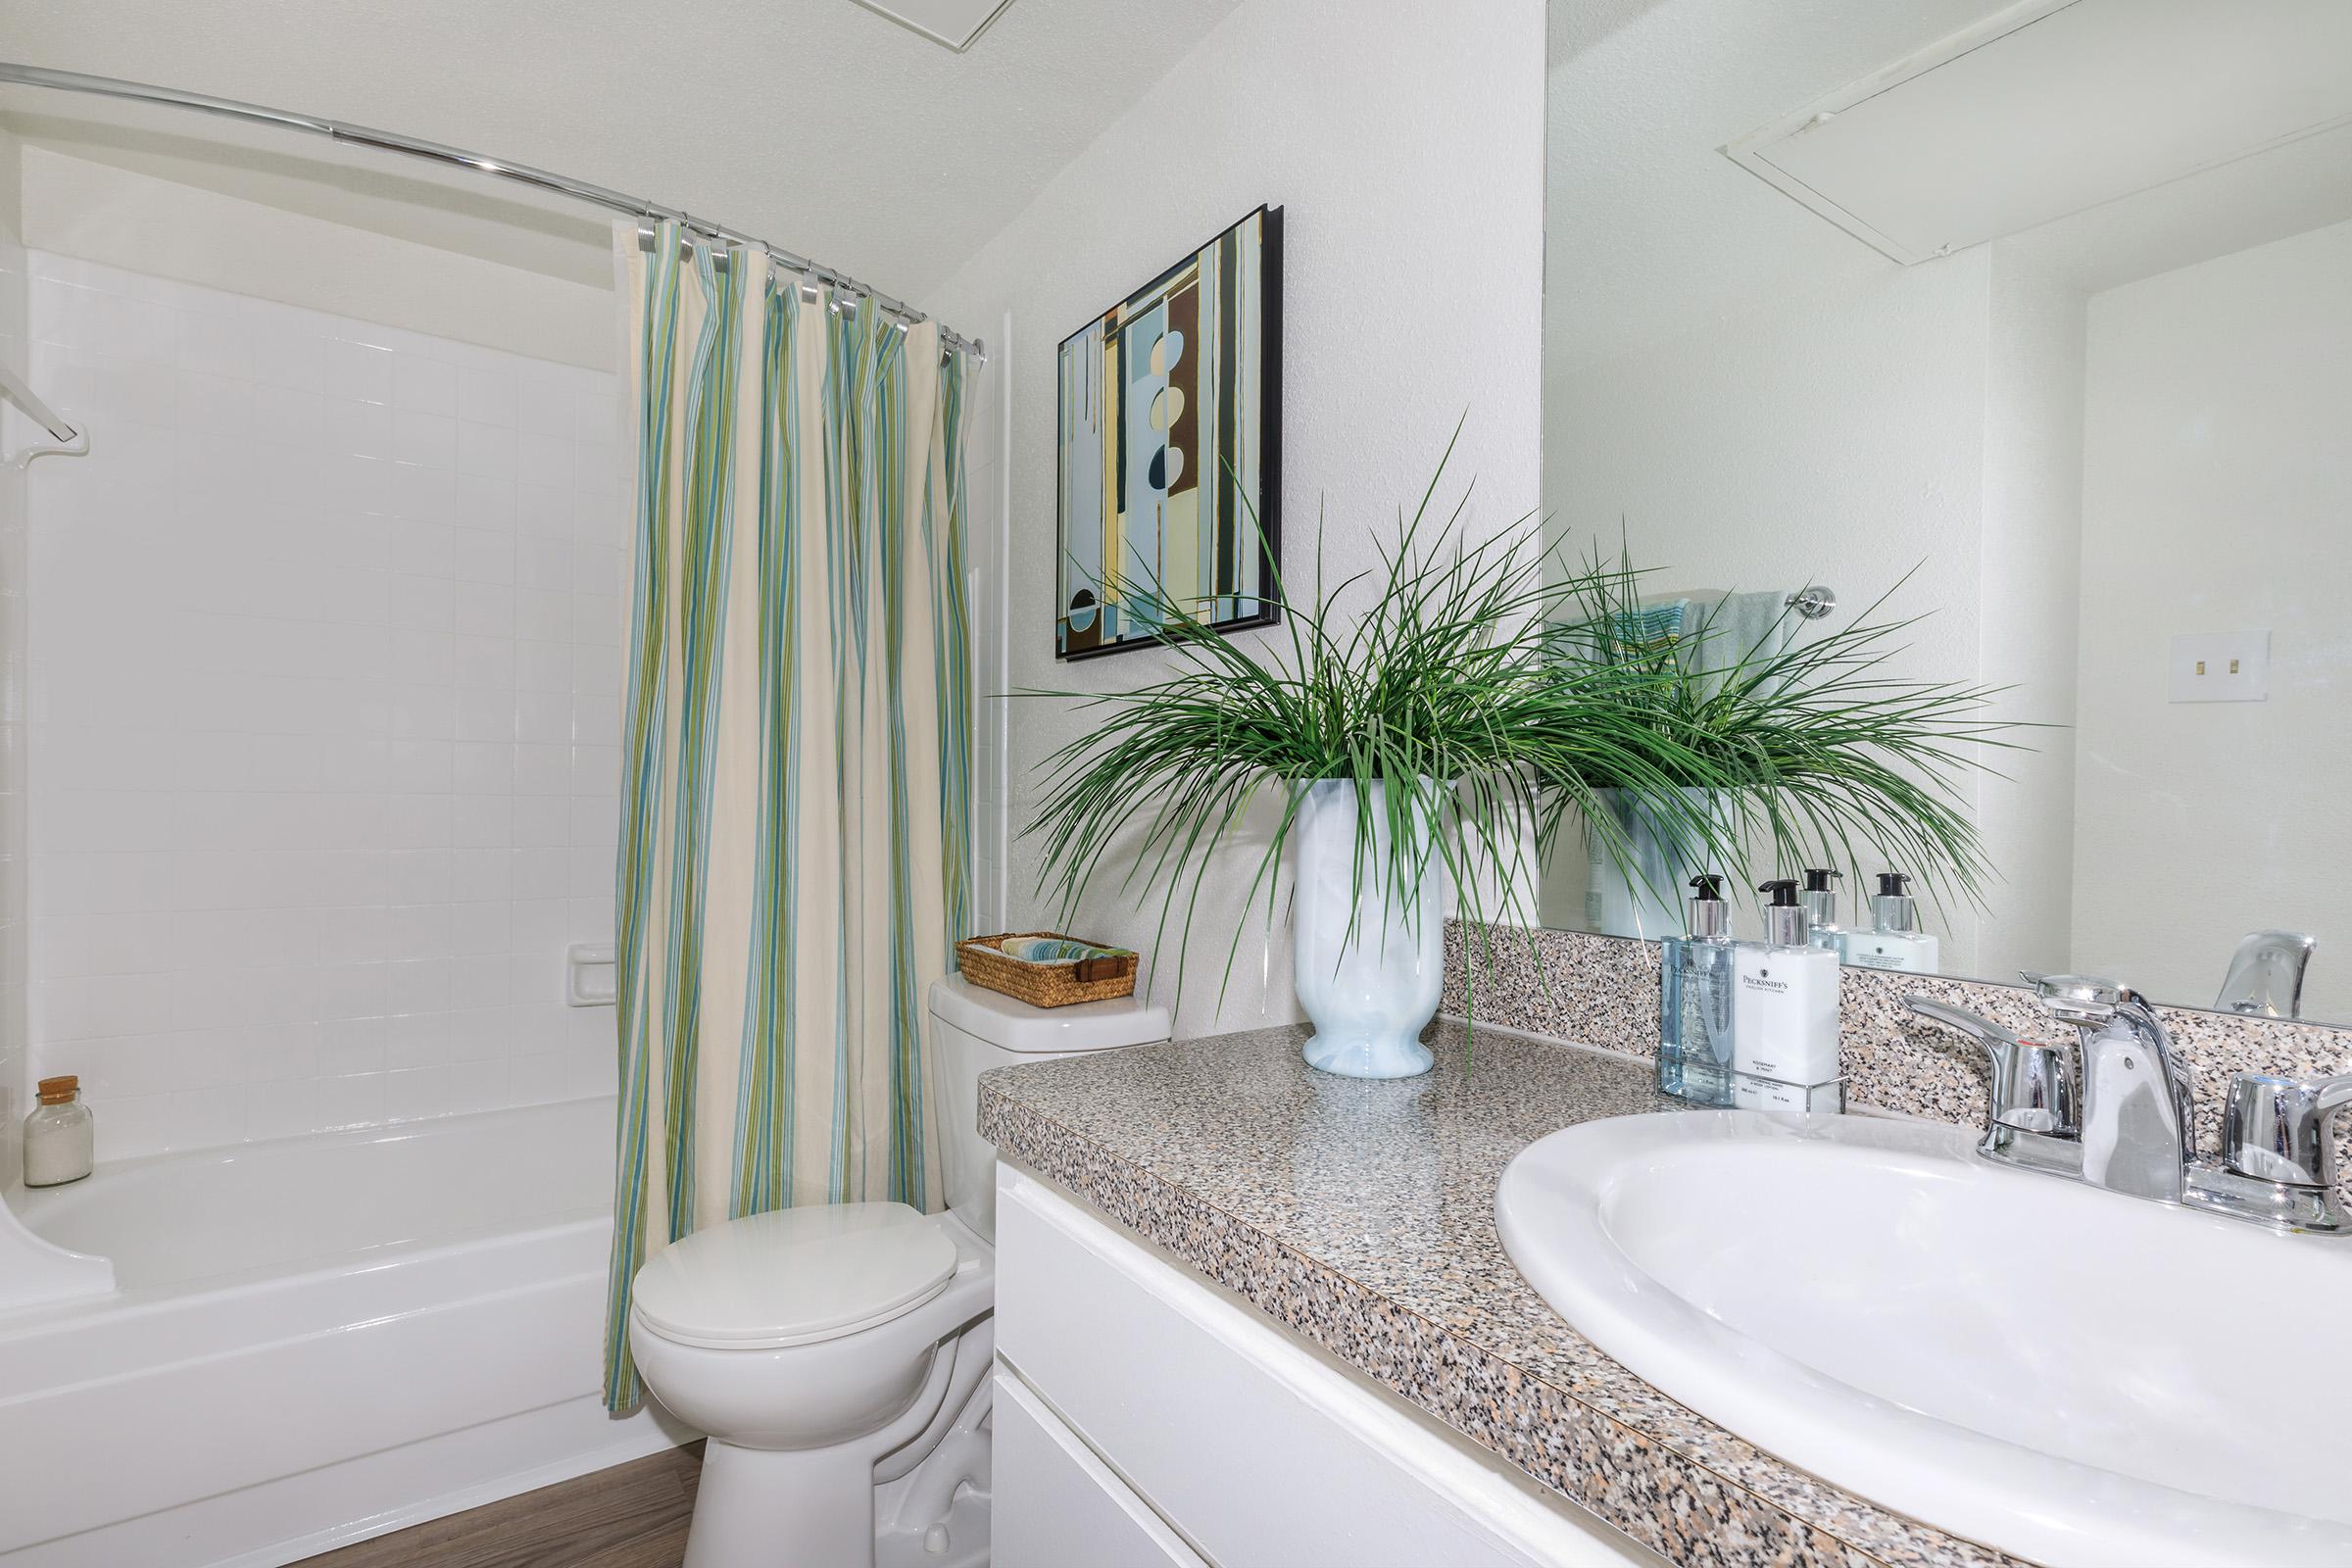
602, 221, 971, 1410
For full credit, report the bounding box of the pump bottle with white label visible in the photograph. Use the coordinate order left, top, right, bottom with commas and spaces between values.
1843, 871, 1941, 974
1732, 878, 1842, 1109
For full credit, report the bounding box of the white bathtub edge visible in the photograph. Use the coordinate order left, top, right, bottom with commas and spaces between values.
225, 1403, 695, 1568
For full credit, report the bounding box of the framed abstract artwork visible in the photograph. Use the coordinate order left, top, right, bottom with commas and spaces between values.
1054, 205, 1282, 660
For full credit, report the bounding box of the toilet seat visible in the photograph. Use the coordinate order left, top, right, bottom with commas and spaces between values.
631, 1200, 959, 1350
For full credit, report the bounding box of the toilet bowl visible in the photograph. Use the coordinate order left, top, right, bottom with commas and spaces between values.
630, 1202, 996, 1567
629, 977, 1169, 1567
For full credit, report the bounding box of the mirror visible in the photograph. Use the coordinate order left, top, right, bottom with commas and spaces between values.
1541, 0, 2352, 1023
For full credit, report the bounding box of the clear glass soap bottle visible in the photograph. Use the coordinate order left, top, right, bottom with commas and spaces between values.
1659, 875, 1737, 1105
24, 1074, 93, 1188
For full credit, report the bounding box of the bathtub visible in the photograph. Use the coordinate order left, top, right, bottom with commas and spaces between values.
0, 1097, 687, 1566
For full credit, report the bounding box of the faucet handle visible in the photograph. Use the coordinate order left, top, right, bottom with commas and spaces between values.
1907, 996, 2080, 1136
2019, 971, 2129, 1024
2221, 1072, 2352, 1190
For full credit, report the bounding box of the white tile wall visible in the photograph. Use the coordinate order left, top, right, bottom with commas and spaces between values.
24, 255, 624, 1159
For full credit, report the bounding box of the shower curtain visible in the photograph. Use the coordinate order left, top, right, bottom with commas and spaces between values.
602, 221, 971, 1410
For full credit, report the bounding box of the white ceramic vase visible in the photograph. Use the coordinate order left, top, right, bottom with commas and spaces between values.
1293, 778, 1444, 1079
1584, 786, 1722, 940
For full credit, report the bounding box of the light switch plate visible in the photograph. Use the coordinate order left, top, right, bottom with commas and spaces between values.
2169, 630, 2270, 703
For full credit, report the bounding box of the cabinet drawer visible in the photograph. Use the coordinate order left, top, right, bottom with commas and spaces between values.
993, 1368, 1208, 1568
995, 1164, 1654, 1568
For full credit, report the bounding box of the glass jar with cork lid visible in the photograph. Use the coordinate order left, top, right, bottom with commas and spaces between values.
24, 1075, 93, 1187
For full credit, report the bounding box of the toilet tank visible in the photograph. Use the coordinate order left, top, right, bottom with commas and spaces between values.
929, 975, 1170, 1242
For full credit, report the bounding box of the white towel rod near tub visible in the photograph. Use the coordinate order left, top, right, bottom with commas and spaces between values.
0, 356, 87, 466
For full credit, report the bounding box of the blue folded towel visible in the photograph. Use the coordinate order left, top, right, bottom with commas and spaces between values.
998, 936, 1134, 966
1611, 601, 1688, 649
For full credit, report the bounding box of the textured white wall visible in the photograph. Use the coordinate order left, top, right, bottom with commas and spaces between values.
2072, 219, 2352, 1019
929, 0, 1547, 1038
24, 257, 625, 1158
1545, 251, 1989, 660
21, 148, 614, 370
1973, 251, 2085, 986
0, 124, 29, 1185
962, 315, 1013, 940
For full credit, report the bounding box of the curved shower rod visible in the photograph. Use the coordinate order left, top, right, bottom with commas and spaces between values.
0, 60, 986, 363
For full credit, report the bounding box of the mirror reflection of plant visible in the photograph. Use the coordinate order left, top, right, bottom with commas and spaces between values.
1547, 549, 2028, 916
1023, 428, 1739, 1017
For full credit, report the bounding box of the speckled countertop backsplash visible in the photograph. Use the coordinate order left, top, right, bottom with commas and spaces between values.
1441, 920, 2352, 1208
980, 1023, 2026, 1568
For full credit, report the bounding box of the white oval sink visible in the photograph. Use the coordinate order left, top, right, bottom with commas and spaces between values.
1495, 1110, 2352, 1568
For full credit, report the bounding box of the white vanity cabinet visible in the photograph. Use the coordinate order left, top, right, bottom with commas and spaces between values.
990, 1164, 1660, 1568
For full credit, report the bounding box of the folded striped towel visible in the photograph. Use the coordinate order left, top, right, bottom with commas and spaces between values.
999, 935, 1135, 966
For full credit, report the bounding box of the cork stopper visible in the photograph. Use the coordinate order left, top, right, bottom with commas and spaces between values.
36, 1075, 78, 1105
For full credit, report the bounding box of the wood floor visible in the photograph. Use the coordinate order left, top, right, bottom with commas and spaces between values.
302, 1443, 704, 1568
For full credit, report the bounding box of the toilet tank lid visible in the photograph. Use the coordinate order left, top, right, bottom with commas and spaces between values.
929, 974, 1171, 1053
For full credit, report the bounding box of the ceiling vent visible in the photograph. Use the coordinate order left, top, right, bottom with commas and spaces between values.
1723, 0, 2352, 263
850, 0, 1016, 51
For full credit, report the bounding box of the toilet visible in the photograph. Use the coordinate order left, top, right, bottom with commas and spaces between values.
628, 975, 1170, 1568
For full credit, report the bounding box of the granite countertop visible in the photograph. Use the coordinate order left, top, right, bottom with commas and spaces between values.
978, 1018, 2026, 1568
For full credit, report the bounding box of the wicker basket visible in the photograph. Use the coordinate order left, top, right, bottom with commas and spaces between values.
956, 931, 1138, 1008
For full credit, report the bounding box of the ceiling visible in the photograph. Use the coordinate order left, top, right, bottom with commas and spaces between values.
0, 0, 1243, 306
1544, 0, 2025, 374
1544, 0, 2352, 374
1726, 0, 2352, 266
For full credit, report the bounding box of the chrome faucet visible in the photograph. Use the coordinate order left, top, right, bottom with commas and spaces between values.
2020, 972, 2193, 1201
2214, 929, 2318, 1018
1905, 973, 2352, 1236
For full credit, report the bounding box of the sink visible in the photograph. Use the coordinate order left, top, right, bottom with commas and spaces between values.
1495, 1110, 2352, 1567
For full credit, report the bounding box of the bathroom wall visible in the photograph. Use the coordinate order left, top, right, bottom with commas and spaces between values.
963, 319, 1011, 937
24, 255, 625, 1158
929, 0, 1547, 1038
1972, 253, 2085, 987
1544, 255, 1991, 679
2072, 217, 2352, 1022
0, 123, 30, 1183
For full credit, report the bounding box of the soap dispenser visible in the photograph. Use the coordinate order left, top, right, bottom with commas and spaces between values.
1799, 867, 1848, 959
1659, 874, 1737, 1106
1732, 880, 1843, 1111
1846, 872, 1941, 974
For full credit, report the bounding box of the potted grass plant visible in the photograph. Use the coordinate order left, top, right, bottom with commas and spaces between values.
1025, 436, 2018, 1079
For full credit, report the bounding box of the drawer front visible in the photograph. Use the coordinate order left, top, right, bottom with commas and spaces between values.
993, 1368, 1208, 1568
996, 1165, 1653, 1568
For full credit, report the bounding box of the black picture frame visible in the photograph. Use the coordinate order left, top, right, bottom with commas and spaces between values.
1053, 204, 1283, 662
